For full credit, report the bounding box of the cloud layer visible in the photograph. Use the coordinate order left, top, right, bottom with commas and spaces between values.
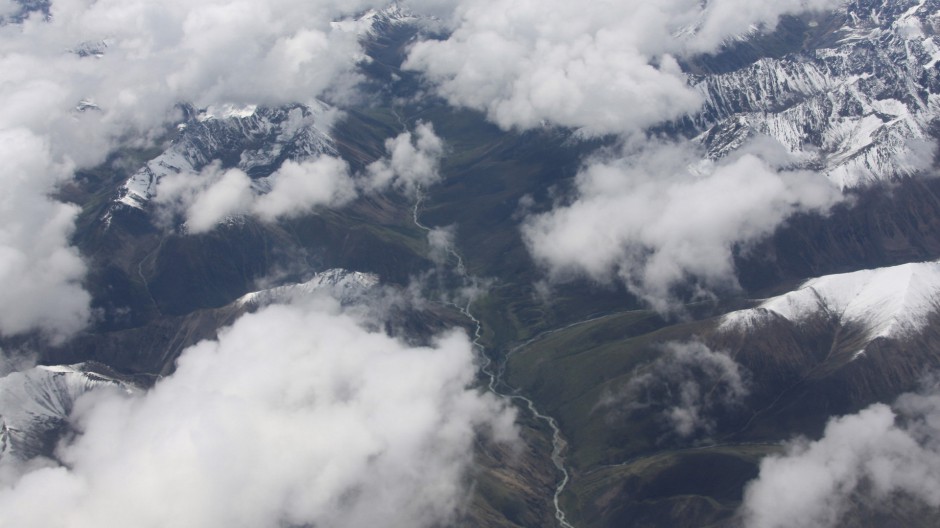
522, 140, 841, 310
0, 295, 516, 527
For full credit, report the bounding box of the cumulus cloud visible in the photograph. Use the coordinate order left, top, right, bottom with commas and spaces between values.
153, 162, 254, 233
404, 0, 840, 136
739, 376, 940, 528
0, 0, 399, 337
155, 156, 359, 232
522, 139, 842, 311
689, 0, 839, 53
0, 0, 842, 338
1, 0, 390, 166
604, 341, 749, 438
0, 295, 517, 527
366, 121, 445, 197
0, 129, 90, 340
253, 157, 359, 220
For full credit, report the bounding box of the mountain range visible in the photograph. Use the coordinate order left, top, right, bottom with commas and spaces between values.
2, 1, 940, 527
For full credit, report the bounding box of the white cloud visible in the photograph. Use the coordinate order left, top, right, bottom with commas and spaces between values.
153, 162, 254, 233
154, 119, 442, 233
0, 0, 19, 19
739, 377, 940, 528
0, 295, 517, 527
254, 157, 358, 221
427, 225, 457, 266
0, 129, 90, 340
0, 0, 843, 338
154, 156, 359, 233
187, 168, 254, 231
522, 139, 842, 311
603, 341, 749, 438
366, 121, 445, 197
403, 0, 840, 136
690, 0, 840, 53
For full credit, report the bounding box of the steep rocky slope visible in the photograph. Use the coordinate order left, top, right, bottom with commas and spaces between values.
689, 0, 940, 187
0, 364, 135, 461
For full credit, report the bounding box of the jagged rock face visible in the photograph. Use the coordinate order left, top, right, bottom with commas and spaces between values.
115, 103, 336, 210
689, 0, 940, 188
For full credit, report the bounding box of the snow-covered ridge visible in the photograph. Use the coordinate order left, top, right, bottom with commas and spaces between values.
330, 3, 414, 39
0, 363, 135, 461
691, 0, 940, 188
115, 103, 336, 210
722, 261, 940, 342
236, 269, 380, 308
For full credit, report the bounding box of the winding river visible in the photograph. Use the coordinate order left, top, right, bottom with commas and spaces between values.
412, 191, 576, 528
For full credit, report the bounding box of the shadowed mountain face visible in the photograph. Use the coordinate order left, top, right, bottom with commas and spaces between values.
2, 1, 940, 527
735, 176, 940, 292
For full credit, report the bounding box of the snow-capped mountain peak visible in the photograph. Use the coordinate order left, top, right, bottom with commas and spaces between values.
722, 260, 940, 344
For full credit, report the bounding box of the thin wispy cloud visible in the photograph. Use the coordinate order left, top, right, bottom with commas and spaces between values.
601, 341, 750, 439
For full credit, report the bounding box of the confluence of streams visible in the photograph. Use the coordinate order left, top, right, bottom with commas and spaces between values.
411, 191, 575, 528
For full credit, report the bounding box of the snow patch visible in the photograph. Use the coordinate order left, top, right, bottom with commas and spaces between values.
197, 104, 258, 122
236, 269, 380, 308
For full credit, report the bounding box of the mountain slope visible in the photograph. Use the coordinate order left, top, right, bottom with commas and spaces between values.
0, 364, 134, 461
689, 0, 940, 187
724, 260, 940, 347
